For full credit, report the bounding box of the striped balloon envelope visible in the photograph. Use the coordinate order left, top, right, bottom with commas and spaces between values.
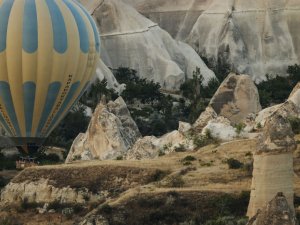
0, 0, 100, 145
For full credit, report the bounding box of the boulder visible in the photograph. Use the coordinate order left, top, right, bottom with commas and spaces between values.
178, 122, 192, 134
209, 73, 261, 124
126, 130, 194, 160
42, 146, 66, 161
247, 193, 297, 225
247, 114, 296, 218
256, 82, 300, 127
193, 106, 217, 132
81, 0, 216, 90
66, 97, 141, 162
202, 117, 241, 141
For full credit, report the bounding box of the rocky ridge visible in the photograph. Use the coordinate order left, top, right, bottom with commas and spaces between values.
123, 0, 300, 81
81, 0, 216, 90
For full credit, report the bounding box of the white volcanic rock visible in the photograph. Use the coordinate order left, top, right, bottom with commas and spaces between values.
247, 192, 297, 225
126, 130, 194, 160
209, 73, 261, 124
247, 114, 297, 218
42, 147, 66, 161
81, 0, 216, 90
193, 106, 218, 132
202, 117, 240, 141
94, 59, 126, 94
66, 97, 141, 162
256, 82, 300, 127
0, 179, 97, 205
124, 0, 300, 81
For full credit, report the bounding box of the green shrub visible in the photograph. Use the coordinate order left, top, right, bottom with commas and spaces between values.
116, 156, 123, 160
20, 198, 41, 211
150, 170, 168, 182
226, 158, 244, 169
182, 156, 197, 162
162, 175, 185, 188
0, 216, 19, 225
193, 131, 219, 149
182, 161, 192, 166
234, 123, 246, 135
174, 144, 186, 152
100, 204, 113, 214
158, 150, 165, 157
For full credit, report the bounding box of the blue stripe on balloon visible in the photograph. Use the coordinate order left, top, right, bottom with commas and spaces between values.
23, 0, 38, 53
23, 82, 36, 137
0, 82, 21, 136
73, 0, 100, 53
36, 82, 61, 137
0, 0, 15, 52
46, 81, 89, 136
63, 0, 89, 53
45, 81, 80, 134
45, 0, 67, 54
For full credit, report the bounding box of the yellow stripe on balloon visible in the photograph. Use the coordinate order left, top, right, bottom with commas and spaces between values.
40, 0, 81, 135
0, 51, 9, 82
31, 0, 54, 136
22, 52, 38, 82
6, 0, 26, 136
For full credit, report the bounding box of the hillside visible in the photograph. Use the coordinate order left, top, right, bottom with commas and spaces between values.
2, 136, 300, 224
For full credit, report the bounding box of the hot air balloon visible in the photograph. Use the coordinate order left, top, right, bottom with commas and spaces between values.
0, 0, 100, 148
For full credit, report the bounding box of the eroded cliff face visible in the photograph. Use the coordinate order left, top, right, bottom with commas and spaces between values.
80, 0, 216, 90
124, 0, 300, 81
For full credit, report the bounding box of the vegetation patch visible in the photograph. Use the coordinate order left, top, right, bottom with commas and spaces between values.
226, 158, 244, 169
12, 165, 169, 195
98, 191, 250, 225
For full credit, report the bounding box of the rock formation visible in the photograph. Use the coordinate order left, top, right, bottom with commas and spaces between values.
42, 147, 67, 161
202, 116, 241, 141
124, 0, 300, 81
1, 179, 96, 205
208, 73, 261, 124
193, 73, 261, 132
247, 192, 297, 225
126, 124, 194, 160
66, 97, 141, 162
247, 113, 296, 218
95, 59, 126, 94
193, 106, 218, 132
256, 82, 300, 127
80, 0, 216, 90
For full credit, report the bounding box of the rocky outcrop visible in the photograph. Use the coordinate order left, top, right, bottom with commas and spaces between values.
126, 125, 194, 160
209, 73, 261, 124
81, 0, 216, 90
95, 59, 126, 94
202, 116, 241, 141
193, 106, 218, 132
247, 114, 296, 218
256, 82, 300, 127
247, 192, 297, 225
42, 147, 67, 161
0, 179, 97, 205
124, 0, 300, 81
66, 97, 141, 162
